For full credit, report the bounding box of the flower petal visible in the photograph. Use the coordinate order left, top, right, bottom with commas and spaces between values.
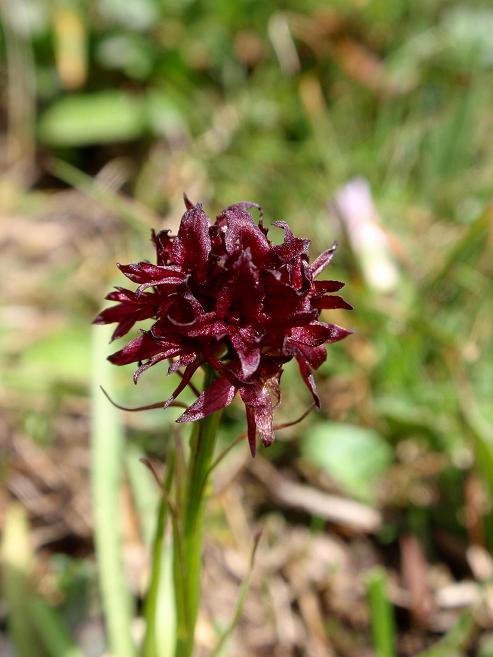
118, 262, 182, 285
289, 322, 352, 347
245, 406, 257, 457
168, 351, 197, 374
295, 355, 320, 407
133, 349, 182, 383
314, 295, 353, 310
93, 288, 157, 340
163, 358, 203, 408
271, 220, 310, 262
108, 332, 170, 366
176, 376, 237, 423
172, 202, 211, 271
218, 205, 270, 257
313, 280, 345, 294
152, 229, 175, 265
310, 242, 337, 277
229, 328, 261, 379
240, 383, 274, 447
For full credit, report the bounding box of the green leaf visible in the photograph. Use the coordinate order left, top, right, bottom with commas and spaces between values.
17, 325, 90, 387
0, 504, 37, 657
39, 91, 147, 146
91, 325, 136, 657
301, 422, 392, 502
28, 596, 84, 657
414, 612, 474, 657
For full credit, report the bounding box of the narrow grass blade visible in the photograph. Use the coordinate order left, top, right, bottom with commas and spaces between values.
142, 452, 176, 657
0, 504, 37, 657
425, 207, 491, 290
91, 325, 136, 657
28, 596, 84, 657
366, 567, 396, 657
154, 537, 176, 657
48, 157, 159, 229
414, 612, 474, 657
457, 380, 493, 500
210, 530, 262, 657
126, 444, 159, 548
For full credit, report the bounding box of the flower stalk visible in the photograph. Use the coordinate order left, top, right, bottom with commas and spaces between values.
175, 368, 221, 657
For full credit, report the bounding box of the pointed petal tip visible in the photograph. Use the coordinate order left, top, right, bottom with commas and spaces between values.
176, 377, 237, 423
183, 192, 194, 209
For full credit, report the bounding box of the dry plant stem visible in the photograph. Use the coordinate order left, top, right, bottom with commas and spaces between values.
174, 367, 221, 657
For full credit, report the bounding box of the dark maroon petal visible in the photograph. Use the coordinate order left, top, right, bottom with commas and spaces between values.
278, 309, 319, 330
203, 347, 246, 388
168, 352, 197, 374
224, 201, 263, 218
218, 205, 271, 257
240, 384, 274, 447
298, 344, 327, 369
117, 262, 184, 297
264, 374, 281, 409
118, 262, 182, 285
109, 316, 142, 341
310, 242, 337, 277
185, 318, 229, 340
282, 336, 325, 407
172, 202, 211, 271
216, 249, 264, 323
289, 258, 312, 291
229, 328, 261, 379
108, 332, 168, 366
133, 349, 182, 383
93, 288, 158, 340
162, 358, 203, 408
104, 287, 138, 302
234, 251, 264, 322
314, 295, 353, 310
271, 220, 310, 262
152, 229, 175, 265
215, 280, 234, 319
176, 377, 237, 423
289, 322, 352, 347
183, 192, 194, 210
166, 290, 205, 327
295, 355, 320, 407
263, 272, 302, 318
93, 304, 132, 326
312, 280, 345, 294
245, 406, 257, 457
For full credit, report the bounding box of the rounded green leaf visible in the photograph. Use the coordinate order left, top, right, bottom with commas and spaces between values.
302, 422, 392, 502
38, 91, 147, 146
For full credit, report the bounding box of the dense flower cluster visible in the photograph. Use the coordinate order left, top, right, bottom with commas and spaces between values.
94, 197, 352, 455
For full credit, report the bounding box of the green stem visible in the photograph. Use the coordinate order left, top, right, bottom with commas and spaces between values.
366, 567, 396, 657
174, 368, 221, 657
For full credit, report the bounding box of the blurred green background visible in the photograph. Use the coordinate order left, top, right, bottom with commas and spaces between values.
1, 1, 493, 656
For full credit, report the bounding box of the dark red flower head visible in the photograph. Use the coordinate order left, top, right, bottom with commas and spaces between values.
94, 197, 352, 455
